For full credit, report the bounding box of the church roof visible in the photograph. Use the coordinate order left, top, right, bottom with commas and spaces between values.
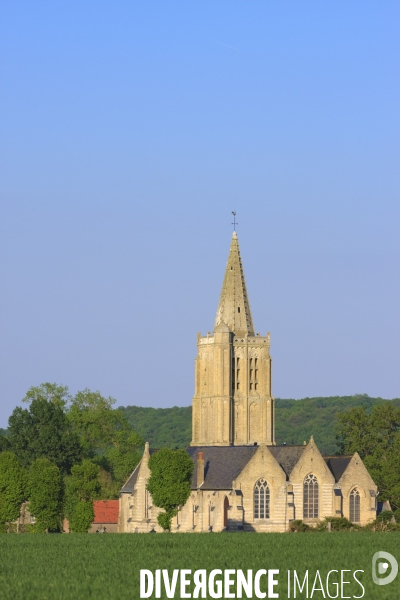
93, 500, 119, 524
268, 445, 306, 477
214, 232, 255, 336
187, 445, 258, 490
120, 463, 140, 494
324, 456, 352, 482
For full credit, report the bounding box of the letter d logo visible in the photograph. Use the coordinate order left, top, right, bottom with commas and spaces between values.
372, 552, 398, 586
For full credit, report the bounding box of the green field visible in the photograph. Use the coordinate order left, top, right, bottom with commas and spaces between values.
0, 533, 399, 599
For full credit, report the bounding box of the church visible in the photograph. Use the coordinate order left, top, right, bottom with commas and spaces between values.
118, 232, 377, 532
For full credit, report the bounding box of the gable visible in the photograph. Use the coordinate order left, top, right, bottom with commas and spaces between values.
233, 444, 287, 488
338, 453, 377, 489
290, 439, 335, 484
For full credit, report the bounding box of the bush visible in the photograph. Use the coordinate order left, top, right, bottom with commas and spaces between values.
325, 517, 356, 531
363, 511, 400, 532
377, 510, 395, 524
288, 520, 310, 532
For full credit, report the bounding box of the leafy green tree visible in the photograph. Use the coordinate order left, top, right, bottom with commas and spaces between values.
22, 382, 71, 409
0, 452, 26, 532
8, 397, 82, 472
0, 435, 10, 452
69, 501, 95, 533
67, 459, 101, 502
335, 402, 400, 509
68, 389, 133, 453
28, 458, 62, 532
147, 448, 193, 531
68, 389, 143, 496
65, 459, 100, 533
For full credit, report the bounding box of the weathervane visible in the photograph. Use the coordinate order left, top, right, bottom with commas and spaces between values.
231, 211, 238, 231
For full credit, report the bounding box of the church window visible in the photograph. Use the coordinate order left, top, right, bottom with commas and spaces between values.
254, 383, 258, 390
254, 479, 270, 518
350, 488, 360, 522
238, 307, 240, 313
254, 358, 258, 368
303, 474, 319, 518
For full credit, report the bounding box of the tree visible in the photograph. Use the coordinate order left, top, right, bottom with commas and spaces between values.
28, 458, 62, 532
335, 402, 400, 510
0, 435, 10, 452
147, 448, 193, 531
67, 459, 100, 502
68, 389, 143, 496
68, 501, 95, 533
22, 382, 71, 409
65, 459, 100, 533
8, 397, 82, 472
68, 389, 133, 454
0, 452, 26, 532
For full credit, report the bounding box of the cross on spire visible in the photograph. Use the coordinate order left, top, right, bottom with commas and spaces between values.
231, 211, 238, 231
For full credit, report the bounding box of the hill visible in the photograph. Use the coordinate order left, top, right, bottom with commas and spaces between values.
119, 395, 400, 455
118, 405, 192, 450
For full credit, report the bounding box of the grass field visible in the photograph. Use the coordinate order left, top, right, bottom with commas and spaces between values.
0, 533, 399, 599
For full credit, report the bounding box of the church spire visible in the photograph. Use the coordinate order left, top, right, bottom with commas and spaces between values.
214, 231, 255, 336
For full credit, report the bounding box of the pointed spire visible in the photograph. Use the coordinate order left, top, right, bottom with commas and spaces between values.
214, 232, 255, 336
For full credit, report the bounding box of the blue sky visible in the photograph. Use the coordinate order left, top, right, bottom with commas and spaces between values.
1, 1, 399, 426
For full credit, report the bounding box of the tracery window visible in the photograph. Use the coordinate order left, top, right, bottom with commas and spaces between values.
350, 488, 360, 522
254, 478, 270, 518
303, 474, 319, 518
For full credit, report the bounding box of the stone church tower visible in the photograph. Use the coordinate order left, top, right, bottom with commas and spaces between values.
191, 231, 275, 446
119, 230, 377, 533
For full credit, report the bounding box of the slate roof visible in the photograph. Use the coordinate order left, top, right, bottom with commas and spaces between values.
120, 445, 354, 494
187, 446, 258, 490
268, 445, 306, 477
93, 500, 119, 524
324, 456, 352, 482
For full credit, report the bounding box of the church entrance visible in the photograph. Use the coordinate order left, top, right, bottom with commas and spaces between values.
223, 496, 229, 528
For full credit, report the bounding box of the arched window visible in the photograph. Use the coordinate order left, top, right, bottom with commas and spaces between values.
350, 488, 360, 522
254, 479, 270, 519
303, 474, 319, 518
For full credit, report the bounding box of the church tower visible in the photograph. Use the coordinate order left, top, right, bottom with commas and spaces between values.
191, 232, 275, 446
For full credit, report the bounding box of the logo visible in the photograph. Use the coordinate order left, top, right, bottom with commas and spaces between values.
372, 551, 398, 586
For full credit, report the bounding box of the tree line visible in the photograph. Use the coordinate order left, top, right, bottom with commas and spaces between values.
119, 394, 400, 455
0, 383, 143, 533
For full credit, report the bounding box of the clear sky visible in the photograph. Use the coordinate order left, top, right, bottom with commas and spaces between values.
1, 1, 399, 427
